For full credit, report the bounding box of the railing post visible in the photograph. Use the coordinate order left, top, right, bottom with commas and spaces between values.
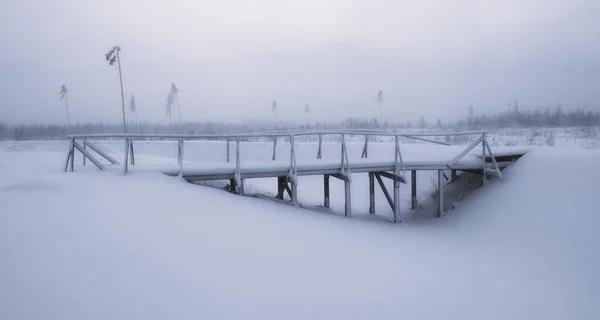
341, 133, 351, 217
64, 138, 73, 172
83, 138, 87, 166
484, 137, 503, 179
226, 139, 230, 162
317, 134, 322, 159
392, 135, 403, 223
69, 137, 75, 172
272, 137, 277, 161
288, 135, 298, 203
437, 170, 445, 217
130, 139, 135, 165
235, 138, 242, 194
481, 133, 487, 186
361, 134, 368, 158
123, 137, 130, 176
178, 139, 184, 178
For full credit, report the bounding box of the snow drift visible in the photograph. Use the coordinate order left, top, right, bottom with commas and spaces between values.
0, 142, 598, 319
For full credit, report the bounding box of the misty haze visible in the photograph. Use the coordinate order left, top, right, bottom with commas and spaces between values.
1, 0, 599, 319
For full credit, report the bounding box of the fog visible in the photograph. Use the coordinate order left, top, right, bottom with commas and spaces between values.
1, 0, 599, 125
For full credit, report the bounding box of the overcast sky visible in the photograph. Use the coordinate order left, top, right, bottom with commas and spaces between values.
1, 0, 599, 125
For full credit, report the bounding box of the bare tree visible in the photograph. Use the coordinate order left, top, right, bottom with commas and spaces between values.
166, 92, 174, 127
377, 90, 384, 128
170, 83, 182, 125
59, 85, 71, 129
130, 95, 138, 125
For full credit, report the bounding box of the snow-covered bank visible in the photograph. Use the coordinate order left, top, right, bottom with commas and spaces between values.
0, 142, 598, 319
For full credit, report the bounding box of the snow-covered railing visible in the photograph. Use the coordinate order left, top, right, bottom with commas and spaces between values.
64, 130, 502, 222
64, 130, 498, 184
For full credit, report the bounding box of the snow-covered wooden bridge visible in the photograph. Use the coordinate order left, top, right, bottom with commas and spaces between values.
63, 130, 528, 223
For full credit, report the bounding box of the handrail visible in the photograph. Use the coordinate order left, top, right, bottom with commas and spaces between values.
65, 131, 495, 182
65, 129, 487, 140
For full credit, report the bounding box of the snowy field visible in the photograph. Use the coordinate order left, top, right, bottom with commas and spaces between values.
1, 137, 599, 319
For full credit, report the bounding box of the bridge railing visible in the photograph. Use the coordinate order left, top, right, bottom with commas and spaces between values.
64, 130, 499, 182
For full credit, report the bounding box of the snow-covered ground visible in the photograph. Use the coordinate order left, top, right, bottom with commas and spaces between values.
1, 139, 599, 319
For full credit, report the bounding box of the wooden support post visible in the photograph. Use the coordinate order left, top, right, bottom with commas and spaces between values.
437, 170, 444, 218
291, 181, 298, 203
276, 176, 286, 199
239, 179, 245, 195
411, 170, 417, 210
393, 178, 400, 223
451, 169, 458, 182
229, 178, 236, 193
178, 139, 184, 178
344, 180, 351, 217
323, 174, 330, 208
369, 173, 375, 214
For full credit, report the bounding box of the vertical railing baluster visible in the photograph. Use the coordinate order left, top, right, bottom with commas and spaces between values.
226, 139, 230, 162
123, 137, 129, 176
481, 133, 486, 186
178, 139, 184, 178
317, 134, 322, 159
235, 138, 242, 194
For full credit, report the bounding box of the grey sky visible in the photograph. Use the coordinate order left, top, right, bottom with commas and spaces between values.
1, 0, 599, 125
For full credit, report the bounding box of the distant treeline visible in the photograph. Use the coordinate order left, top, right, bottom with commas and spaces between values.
1, 106, 599, 140
339, 107, 600, 130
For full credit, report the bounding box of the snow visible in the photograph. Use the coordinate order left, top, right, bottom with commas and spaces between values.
1, 140, 599, 319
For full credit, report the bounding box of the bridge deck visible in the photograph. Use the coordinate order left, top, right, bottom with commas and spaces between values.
117, 150, 523, 181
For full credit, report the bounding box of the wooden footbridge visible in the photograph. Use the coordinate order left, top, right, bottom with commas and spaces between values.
63, 130, 527, 223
